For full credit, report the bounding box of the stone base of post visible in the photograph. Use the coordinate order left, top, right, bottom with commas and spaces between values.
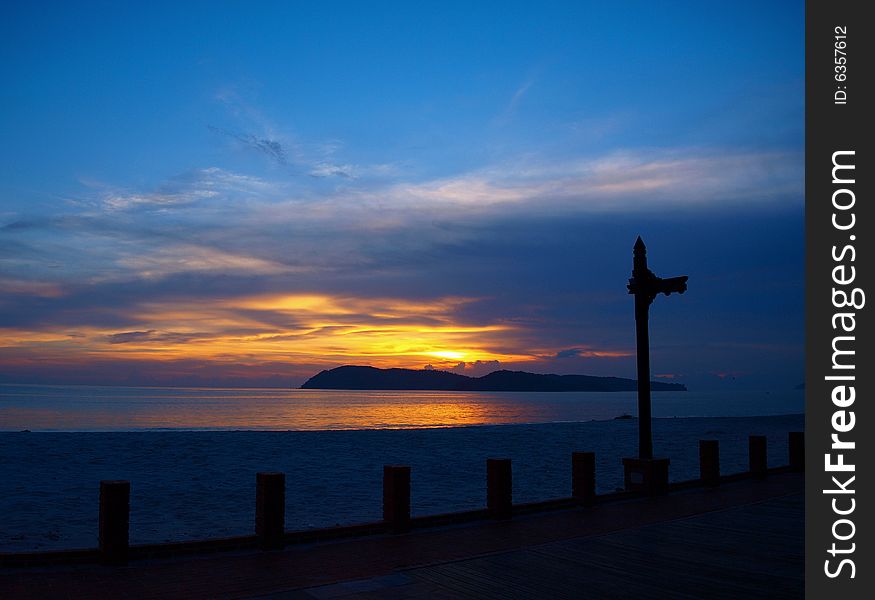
622, 457, 669, 496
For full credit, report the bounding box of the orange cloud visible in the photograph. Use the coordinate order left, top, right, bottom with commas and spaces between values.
0, 291, 636, 383
0, 293, 532, 371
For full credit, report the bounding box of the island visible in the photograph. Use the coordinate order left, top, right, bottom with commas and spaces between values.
301, 366, 686, 392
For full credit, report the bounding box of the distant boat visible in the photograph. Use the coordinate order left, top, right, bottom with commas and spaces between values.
614, 414, 636, 420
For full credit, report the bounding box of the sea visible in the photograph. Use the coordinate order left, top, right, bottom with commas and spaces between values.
0, 385, 803, 552
0, 384, 802, 431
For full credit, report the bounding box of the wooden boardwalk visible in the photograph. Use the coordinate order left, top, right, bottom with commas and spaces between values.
299, 493, 801, 599
1, 473, 802, 599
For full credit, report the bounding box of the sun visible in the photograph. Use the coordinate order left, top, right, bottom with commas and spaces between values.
426, 350, 467, 361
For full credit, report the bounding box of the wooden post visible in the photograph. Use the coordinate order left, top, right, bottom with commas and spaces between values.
627, 237, 688, 460
699, 440, 720, 487
256, 472, 285, 550
572, 452, 596, 506
99, 480, 130, 565
383, 465, 411, 533
487, 458, 512, 519
789, 431, 804, 472
749, 435, 767, 478
632, 239, 653, 459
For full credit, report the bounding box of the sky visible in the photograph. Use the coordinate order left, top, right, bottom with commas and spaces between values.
0, 1, 804, 390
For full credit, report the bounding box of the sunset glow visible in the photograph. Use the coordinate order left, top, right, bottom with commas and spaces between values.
0, 290, 573, 383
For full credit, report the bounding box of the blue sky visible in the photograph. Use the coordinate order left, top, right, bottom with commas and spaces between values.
0, 1, 804, 389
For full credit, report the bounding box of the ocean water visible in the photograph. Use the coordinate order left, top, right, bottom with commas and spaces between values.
0, 386, 803, 552
0, 384, 803, 431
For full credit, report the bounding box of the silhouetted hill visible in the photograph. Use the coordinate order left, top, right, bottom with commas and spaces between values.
302, 366, 471, 390
301, 366, 686, 392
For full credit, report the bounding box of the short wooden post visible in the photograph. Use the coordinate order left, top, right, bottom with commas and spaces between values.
572, 452, 596, 506
383, 465, 411, 533
789, 431, 804, 472
487, 458, 512, 519
699, 440, 720, 487
749, 435, 767, 478
99, 480, 130, 565
256, 472, 285, 550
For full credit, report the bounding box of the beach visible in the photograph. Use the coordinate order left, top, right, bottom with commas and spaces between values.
0, 414, 802, 552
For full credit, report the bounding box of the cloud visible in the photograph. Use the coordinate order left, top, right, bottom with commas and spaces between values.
654, 373, 680, 379
493, 76, 536, 126
94, 167, 275, 212
118, 244, 302, 278
210, 123, 376, 180
382, 149, 802, 213
210, 91, 388, 179
507, 79, 534, 112
448, 359, 502, 377
553, 347, 632, 359
711, 371, 747, 380
105, 330, 212, 345
208, 125, 288, 165
555, 348, 583, 358
0, 278, 65, 298
308, 162, 355, 178
0, 140, 804, 388
0, 290, 549, 385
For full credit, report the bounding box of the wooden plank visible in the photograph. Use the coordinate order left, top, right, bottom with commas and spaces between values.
403, 493, 802, 600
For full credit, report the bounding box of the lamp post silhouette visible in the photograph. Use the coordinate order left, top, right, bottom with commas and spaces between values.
623, 236, 687, 493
